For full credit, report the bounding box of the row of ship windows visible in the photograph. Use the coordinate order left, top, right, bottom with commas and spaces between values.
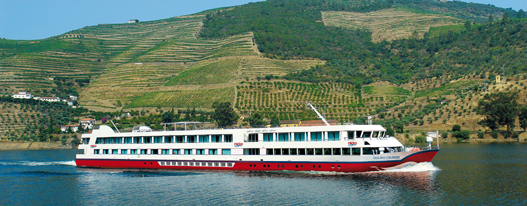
158, 161, 233, 167
246, 131, 385, 142
86, 130, 386, 145
245, 147, 401, 156
93, 148, 231, 155
90, 135, 233, 145
93, 147, 402, 156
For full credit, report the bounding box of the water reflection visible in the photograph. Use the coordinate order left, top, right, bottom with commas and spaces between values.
232, 170, 439, 192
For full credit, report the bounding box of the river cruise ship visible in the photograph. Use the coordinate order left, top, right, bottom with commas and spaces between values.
75, 123, 439, 172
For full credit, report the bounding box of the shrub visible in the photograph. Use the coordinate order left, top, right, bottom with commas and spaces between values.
477, 131, 485, 139
453, 130, 470, 140
452, 124, 461, 131
491, 130, 499, 138
415, 135, 426, 143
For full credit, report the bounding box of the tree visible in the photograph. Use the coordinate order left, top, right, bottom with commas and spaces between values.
161, 111, 173, 123
503, 12, 510, 21
270, 114, 280, 126
386, 126, 395, 136
248, 112, 266, 127
477, 92, 519, 132
452, 124, 461, 132
213, 102, 239, 127
464, 21, 472, 31
519, 106, 527, 131
518, 9, 524, 19
489, 15, 494, 22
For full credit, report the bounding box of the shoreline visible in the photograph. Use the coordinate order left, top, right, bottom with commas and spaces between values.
0, 141, 73, 151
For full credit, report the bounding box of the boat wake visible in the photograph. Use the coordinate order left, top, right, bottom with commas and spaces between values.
0, 160, 77, 166
381, 162, 441, 173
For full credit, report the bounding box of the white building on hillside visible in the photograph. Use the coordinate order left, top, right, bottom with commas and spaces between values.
13, 91, 33, 99
61, 124, 79, 133
79, 118, 96, 129
40, 97, 61, 102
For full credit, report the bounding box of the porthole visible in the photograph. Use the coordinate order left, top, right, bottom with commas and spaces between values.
338, 165, 341, 169
313, 165, 315, 168
263, 165, 266, 168
282, 165, 285, 168
295, 165, 298, 168
331, 165, 334, 169
301, 165, 304, 168
318, 165, 321, 168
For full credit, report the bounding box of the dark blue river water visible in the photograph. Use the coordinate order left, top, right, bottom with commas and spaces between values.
1, 143, 526, 205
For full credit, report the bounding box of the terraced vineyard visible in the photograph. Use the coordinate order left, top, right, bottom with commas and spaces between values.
78, 15, 323, 111
235, 81, 410, 122
322, 7, 464, 42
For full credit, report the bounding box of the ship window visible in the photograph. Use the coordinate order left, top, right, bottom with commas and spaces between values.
324, 148, 331, 155
315, 148, 323, 155
187, 135, 196, 143
290, 148, 297, 155
196, 149, 205, 155
298, 148, 306, 155
211, 135, 222, 143
244, 148, 260, 155
227, 163, 233, 167
347, 131, 355, 140
352, 148, 361, 155
342, 148, 351, 155
224, 134, 233, 142
311, 132, 323, 141
82, 138, 90, 144
112, 149, 118, 154
278, 133, 289, 142
282, 149, 289, 155
362, 147, 379, 155
247, 133, 258, 142
121, 149, 128, 154
94, 149, 100, 154
144, 137, 152, 144
151, 149, 159, 155
222, 149, 231, 155
154, 136, 163, 143
307, 148, 314, 155
372, 131, 379, 138
124, 137, 132, 144
133, 137, 142, 144
209, 149, 218, 155
362, 131, 372, 138
333, 148, 341, 155
274, 148, 281, 155
103, 149, 109, 154
162, 149, 170, 154
176, 136, 185, 143
184, 149, 192, 155
172, 149, 180, 155
131, 149, 137, 154
199, 135, 209, 143
164, 136, 173, 143
140, 149, 147, 154
328, 132, 340, 141
266, 149, 273, 155
294, 132, 306, 141
263, 133, 274, 142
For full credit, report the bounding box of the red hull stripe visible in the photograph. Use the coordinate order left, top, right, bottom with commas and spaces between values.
76, 150, 438, 173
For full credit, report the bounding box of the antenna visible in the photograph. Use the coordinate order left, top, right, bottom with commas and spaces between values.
110, 119, 120, 133
306, 103, 330, 126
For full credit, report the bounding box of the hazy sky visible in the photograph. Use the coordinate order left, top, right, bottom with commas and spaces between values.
0, 0, 524, 40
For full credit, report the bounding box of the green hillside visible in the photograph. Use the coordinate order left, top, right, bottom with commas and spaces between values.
1, 0, 527, 138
